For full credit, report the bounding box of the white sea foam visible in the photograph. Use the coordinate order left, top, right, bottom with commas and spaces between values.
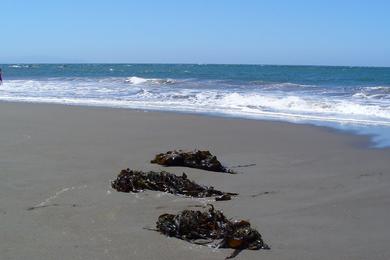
125, 76, 148, 84
250, 81, 313, 90
366, 86, 390, 92
352, 86, 390, 100
8, 64, 32, 68
125, 76, 176, 85
1, 78, 390, 128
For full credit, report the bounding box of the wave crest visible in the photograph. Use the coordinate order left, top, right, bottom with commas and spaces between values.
353, 86, 390, 100
125, 76, 176, 85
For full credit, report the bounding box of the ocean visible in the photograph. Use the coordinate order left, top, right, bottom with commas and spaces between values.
1, 64, 390, 147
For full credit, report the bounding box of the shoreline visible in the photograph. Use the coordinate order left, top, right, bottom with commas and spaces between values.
0, 99, 382, 150
1, 101, 389, 259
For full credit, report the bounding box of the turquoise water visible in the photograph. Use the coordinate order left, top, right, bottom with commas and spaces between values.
1, 64, 390, 147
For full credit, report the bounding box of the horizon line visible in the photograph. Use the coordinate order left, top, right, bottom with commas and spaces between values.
1, 62, 389, 69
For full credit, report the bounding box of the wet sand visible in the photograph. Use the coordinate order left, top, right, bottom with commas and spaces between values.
0, 101, 389, 260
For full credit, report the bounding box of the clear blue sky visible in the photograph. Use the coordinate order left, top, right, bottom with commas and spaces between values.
1, 0, 389, 66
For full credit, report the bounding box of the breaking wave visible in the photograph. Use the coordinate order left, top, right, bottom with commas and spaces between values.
1, 77, 390, 128
125, 76, 176, 85
353, 86, 390, 100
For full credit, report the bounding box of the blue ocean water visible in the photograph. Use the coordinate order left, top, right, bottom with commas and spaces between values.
1, 64, 390, 147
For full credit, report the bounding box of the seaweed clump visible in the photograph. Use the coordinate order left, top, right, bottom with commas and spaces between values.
111, 169, 236, 200
151, 150, 235, 173
156, 205, 269, 258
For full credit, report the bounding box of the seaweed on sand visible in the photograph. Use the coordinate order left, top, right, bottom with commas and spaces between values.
155, 204, 270, 259
151, 150, 236, 173
111, 169, 237, 200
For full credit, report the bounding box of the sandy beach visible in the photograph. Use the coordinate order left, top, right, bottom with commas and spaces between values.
1, 101, 389, 260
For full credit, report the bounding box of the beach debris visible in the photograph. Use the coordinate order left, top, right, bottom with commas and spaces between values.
250, 191, 277, 198
27, 203, 79, 211
215, 194, 232, 201
111, 169, 237, 200
151, 150, 236, 173
231, 163, 256, 168
155, 204, 269, 258
27, 185, 87, 211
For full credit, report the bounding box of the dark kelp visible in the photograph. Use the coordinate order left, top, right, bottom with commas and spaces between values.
151, 150, 236, 173
156, 205, 269, 259
111, 169, 237, 200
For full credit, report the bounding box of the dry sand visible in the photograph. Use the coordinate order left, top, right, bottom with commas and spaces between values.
0, 102, 389, 260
